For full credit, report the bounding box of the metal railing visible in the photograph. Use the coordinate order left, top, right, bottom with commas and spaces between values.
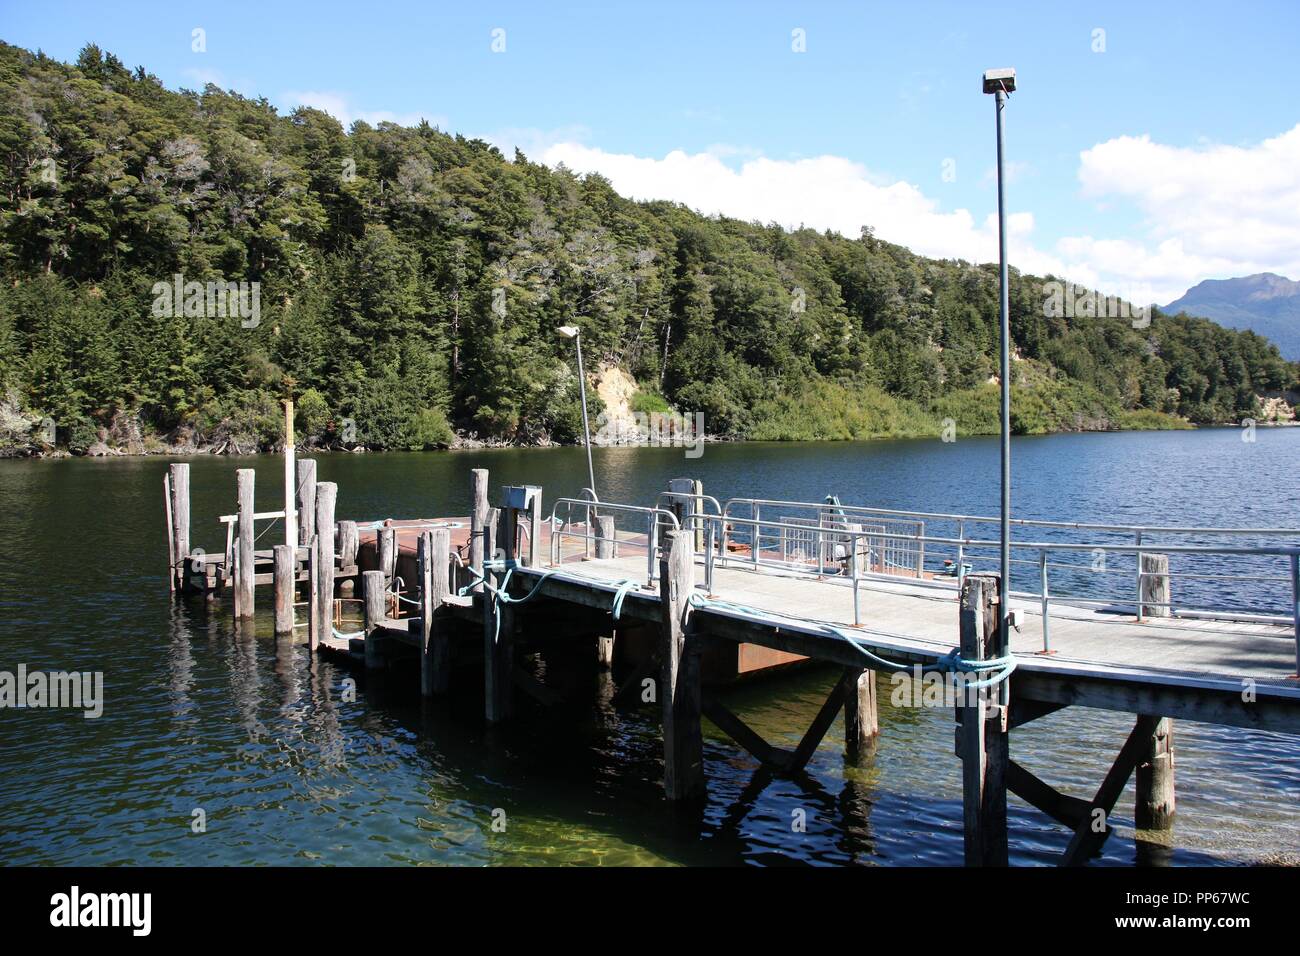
548, 497, 680, 585
695, 496, 1300, 667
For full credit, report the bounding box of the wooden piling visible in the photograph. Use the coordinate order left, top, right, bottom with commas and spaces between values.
315, 482, 337, 646
524, 487, 542, 568
1135, 717, 1176, 832
236, 468, 256, 618
337, 520, 359, 569
378, 526, 397, 585
363, 569, 386, 670
483, 506, 515, 722
419, 528, 451, 696
844, 668, 879, 758
308, 534, 321, 652
660, 529, 703, 800
273, 543, 295, 635
470, 468, 489, 589
957, 573, 1009, 866
297, 459, 317, 547
595, 515, 618, 666
1140, 552, 1171, 619
168, 463, 190, 592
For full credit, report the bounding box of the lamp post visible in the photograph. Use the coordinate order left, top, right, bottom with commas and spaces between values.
983, 66, 1016, 668
557, 324, 597, 501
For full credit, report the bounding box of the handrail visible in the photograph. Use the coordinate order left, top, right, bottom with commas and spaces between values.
720, 497, 1300, 539
548, 498, 680, 585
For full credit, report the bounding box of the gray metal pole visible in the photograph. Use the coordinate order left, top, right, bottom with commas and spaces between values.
995, 88, 1011, 667
575, 331, 597, 500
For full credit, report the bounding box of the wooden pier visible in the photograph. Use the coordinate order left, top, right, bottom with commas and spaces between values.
163, 453, 1300, 866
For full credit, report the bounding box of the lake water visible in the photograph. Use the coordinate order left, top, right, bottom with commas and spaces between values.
1, 428, 1298, 866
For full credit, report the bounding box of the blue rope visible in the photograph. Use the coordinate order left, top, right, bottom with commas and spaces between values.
332, 626, 366, 640
609, 579, 642, 622
686, 592, 1016, 688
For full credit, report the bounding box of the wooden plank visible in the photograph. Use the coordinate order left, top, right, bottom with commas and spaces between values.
788, 671, 850, 771
1006, 759, 1089, 828
702, 695, 788, 769
1062, 714, 1161, 866
660, 529, 703, 799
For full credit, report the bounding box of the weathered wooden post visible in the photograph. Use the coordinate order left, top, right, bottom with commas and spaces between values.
844, 668, 879, 759
307, 534, 321, 652
338, 520, 359, 569
363, 569, 386, 670
660, 529, 703, 799
484, 506, 514, 723
470, 468, 489, 591
337, 519, 358, 596
524, 487, 542, 568
236, 468, 256, 619
315, 481, 337, 644
282, 399, 298, 549
168, 463, 191, 592
1140, 552, 1170, 619
273, 544, 295, 635
957, 573, 1009, 866
297, 459, 317, 547
596, 515, 617, 667
419, 528, 451, 696
1135, 717, 1176, 833
378, 526, 397, 587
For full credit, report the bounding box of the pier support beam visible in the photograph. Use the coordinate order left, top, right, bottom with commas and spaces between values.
1140, 553, 1171, 619
167, 463, 191, 592
420, 528, 451, 696
308, 535, 321, 651
236, 468, 255, 619
470, 468, 490, 590
273, 544, 295, 635
957, 573, 1009, 866
315, 482, 337, 648
297, 459, 317, 547
483, 507, 514, 723
660, 529, 703, 800
596, 515, 617, 666
844, 668, 879, 759
363, 569, 386, 670
1135, 717, 1176, 833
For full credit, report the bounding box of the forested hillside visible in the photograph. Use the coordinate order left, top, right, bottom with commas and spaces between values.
1, 42, 1295, 454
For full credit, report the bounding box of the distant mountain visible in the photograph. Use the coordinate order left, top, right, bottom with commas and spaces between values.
1164, 273, 1300, 360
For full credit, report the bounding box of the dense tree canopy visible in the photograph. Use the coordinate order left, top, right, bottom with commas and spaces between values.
1, 42, 1294, 453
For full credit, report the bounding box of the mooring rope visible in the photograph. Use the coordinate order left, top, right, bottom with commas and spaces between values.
332, 625, 366, 640
685, 592, 1016, 689
609, 579, 643, 623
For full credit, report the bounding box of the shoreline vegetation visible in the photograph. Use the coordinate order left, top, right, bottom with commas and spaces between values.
2, 42, 1298, 461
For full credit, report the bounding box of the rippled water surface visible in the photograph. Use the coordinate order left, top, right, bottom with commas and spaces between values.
1, 428, 1298, 865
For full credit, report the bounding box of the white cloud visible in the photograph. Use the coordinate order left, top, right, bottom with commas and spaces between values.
542, 142, 1009, 261
279, 90, 442, 130
535, 125, 1300, 307
1071, 124, 1300, 302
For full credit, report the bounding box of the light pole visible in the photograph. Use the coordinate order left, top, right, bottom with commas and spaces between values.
983, 66, 1015, 664
557, 324, 597, 500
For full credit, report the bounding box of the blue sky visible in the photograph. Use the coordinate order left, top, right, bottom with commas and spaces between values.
5, 0, 1300, 301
